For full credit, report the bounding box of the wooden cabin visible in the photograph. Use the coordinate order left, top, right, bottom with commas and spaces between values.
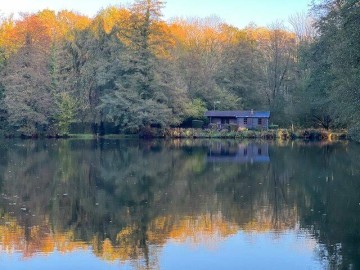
205, 110, 270, 130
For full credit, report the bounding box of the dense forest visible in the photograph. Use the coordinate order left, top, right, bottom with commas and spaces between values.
0, 0, 359, 137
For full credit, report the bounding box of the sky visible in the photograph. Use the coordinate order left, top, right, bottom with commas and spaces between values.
0, 0, 312, 28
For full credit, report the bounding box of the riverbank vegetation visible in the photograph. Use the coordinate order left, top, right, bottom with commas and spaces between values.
0, 0, 359, 140
164, 128, 347, 140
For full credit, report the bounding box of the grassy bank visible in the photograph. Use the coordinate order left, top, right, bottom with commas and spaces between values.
161, 128, 347, 141
1, 128, 348, 141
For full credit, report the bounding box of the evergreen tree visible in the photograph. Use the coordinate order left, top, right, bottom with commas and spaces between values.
1, 34, 54, 136
101, 0, 184, 130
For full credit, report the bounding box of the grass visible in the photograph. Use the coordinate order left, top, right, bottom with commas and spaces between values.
1, 128, 348, 141
68, 133, 139, 139
164, 128, 347, 141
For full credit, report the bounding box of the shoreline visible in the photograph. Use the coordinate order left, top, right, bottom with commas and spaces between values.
1, 128, 348, 141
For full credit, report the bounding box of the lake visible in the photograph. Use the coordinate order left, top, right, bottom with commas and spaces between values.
0, 139, 359, 269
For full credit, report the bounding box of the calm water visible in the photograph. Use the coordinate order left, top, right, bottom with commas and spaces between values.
0, 139, 359, 270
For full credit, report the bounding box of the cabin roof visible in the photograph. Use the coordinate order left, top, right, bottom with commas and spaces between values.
204, 110, 270, 118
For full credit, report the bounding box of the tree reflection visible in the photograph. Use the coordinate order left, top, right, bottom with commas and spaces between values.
0, 139, 359, 269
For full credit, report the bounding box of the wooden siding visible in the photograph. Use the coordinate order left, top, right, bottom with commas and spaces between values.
237, 117, 269, 130
210, 116, 269, 130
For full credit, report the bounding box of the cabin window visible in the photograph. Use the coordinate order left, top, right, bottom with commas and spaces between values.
244, 118, 248, 125
258, 118, 262, 125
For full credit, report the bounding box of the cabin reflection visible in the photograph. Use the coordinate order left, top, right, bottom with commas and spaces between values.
207, 142, 270, 163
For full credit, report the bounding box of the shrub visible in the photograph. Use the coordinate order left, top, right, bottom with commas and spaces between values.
269, 124, 279, 129
209, 123, 218, 130
229, 124, 238, 132
192, 120, 204, 129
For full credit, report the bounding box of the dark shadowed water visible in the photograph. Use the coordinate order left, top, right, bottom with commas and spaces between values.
0, 139, 359, 270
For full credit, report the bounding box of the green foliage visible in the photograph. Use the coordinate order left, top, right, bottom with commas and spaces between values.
100, 85, 172, 131
268, 124, 279, 129
187, 99, 207, 119
191, 120, 204, 129
302, 0, 360, 130
1, 39, 54, 136
55, 92, 77, 135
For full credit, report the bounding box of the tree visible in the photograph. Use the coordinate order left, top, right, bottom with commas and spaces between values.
0, 46, 7, 132
1, 25, 54, 136
302, 0, 360, 130
101, 0, 185, 130
217, 26, 262, 110
256, 22, 297, 125
55, 92, 77, 135
289, 11, 316, 43
169, 17, 241, 110
126, 0, 167, 98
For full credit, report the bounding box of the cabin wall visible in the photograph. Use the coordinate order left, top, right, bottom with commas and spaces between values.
209, 116, 269, 130
210, 117, 237, 125
210, 117, 221, 125
237, 117, 269, 130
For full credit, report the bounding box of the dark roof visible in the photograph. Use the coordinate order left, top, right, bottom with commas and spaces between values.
204, 110, 270, 118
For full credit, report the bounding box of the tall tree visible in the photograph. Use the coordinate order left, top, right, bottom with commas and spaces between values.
302, 0, 360, 130
1, 32, 54, 136
101, 0, 186, 130
0, 46, 7, 132
169, 18, 240, 110
257, 23, 297, 125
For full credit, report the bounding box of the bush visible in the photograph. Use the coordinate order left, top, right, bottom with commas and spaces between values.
192, 120, 204, 129
277, 129, 290, 139
139, 127, 165, 138
229, 124, 238, 132
269, 124, 279, 129
209, 123, 218, 130
222, 124, 230, 131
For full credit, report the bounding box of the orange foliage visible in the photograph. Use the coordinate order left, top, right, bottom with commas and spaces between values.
245, 26, 296, 49
0, 10, 91, 57
94, 7, 131, 34
0, 8, 296, 61
169, 18, 235, 53
56, 10, 91, 40
0, 17, 18, 57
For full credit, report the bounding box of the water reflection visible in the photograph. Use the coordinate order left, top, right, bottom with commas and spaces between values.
0, 139, 359, 269
207, 141, 270, 163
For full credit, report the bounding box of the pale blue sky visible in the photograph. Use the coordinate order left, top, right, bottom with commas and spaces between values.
1, 0, 312, 28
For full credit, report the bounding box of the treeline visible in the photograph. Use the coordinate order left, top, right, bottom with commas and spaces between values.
0, 0, 358, 137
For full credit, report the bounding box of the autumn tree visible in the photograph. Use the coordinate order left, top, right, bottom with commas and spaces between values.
254, 23, 297, 125
169, 17, 240, 111
101, 0, 188, 130
217, 25, 263, 110
0, 13, 59, 136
